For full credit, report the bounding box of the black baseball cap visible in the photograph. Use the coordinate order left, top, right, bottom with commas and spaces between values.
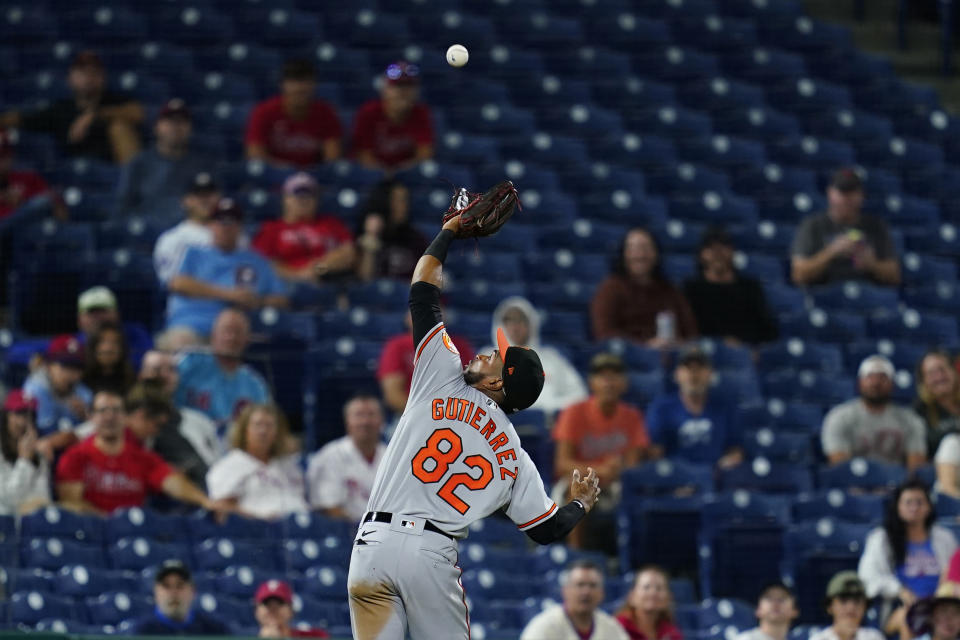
698, 226, 734, 252
158, 98, 191, 122
496, 328, 545, 413
589, 352, 626, 375
209, 197, 243, 222
187, 172, 218, 195
677, 346, 712, 368
830, 167, 864, 193
155, 559, 192, 583
758, 582, 795, 601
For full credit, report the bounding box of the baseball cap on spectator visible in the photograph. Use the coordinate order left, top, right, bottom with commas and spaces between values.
209, 198, 243, 223
187, 172, 218, 195
677, 346, 712, 368
698, 226, 734, 252
858, 354, 895, 379
46, 335, 84, 368
255, 580, 293, 605
385, 61, 420, 85
78, 286, 118, 313
155, 560, 192, 583
758, 582, 795, 601
283, 172, 319, 197
71, 50, 103, 70
825, 571, 867, 603
830, 167, 864, 193
3, 389, 37, 413
589, 352, 626, 375
282, 59, 316, 81
158, 98, 191, 122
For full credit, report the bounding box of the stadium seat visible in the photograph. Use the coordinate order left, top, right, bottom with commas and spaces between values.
22, 538, 106, 570
809, 282, 900, 313
621, 460, 714, 496
793, 490, 885, 523
193, 592, 254, 628
110, 538, 191, 572
466, 517, 528, 549
194, 538, 279, 572
636, 46, 720, 82
54, 565, 140, 599
762, 369, 854, 408
461, 569, 541, 603
618, 495, 704, 573
283, 512, 356, 543
818, 458, 907, 492
104, 508, 187, 544
698, 598, 757, 636
217, 565, 281, 599
10, 591, 79, 626
770, 135, 856, 169
4, 569, 54, 596
743, 428, 814, 464
284, 537, 352, 572
759, 338, 844, 372
869, 309, 959, 345
84, 592, 152, 625
718, 457, 814, 494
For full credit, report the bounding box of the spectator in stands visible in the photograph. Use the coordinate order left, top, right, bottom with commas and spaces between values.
521, 560, 628, 640
905, 586, 960, 640
683, 227, 778, 346
615, 565, 683, 640
206, 404, 307, 519
917, 350, 960, 455
254, 580, 330, 638
352, 61, 434, 173
245, 59, 342, 168
859, 480, 957, 637
24, 335, 92, 437
166, 198, 288, 339
307, 394, 386, 522
0, 50, 143, 163
133, 560, 231, 635
82, 322, 135, 395
377, 312, 473, 415
55, 389, 223, 515
0, 129, 65, 220
646, 348, 743, 468
252, 172, 356, 282
76, 285, 153, 367
116, 99, 207, 218
553, 352, 651, 549
139, 350, 222, 469
153, 172, 222, 284
791, 168, 901, 287
355, 178, 428, 281
734, 582, 798, 640
485, 296, 587, 416
811, 572, 884, 640
822, 355, 927, 470
0, 390, 50, 515
591, 227, 698, 347
174, 308, 271, 432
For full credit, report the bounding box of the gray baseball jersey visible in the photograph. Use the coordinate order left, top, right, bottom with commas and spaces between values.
365, 320, 557, 537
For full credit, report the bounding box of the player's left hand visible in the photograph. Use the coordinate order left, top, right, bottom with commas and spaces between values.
442, 213, 461, 234
571, 467, 601, 513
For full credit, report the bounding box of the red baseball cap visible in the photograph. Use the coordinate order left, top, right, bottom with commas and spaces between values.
3, 389, 37, 412
46, 335, 84, 368
255, 580, 293, 605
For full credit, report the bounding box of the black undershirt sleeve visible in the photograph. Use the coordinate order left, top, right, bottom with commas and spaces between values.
409, 281, 443, 348
524, 501, 586, 545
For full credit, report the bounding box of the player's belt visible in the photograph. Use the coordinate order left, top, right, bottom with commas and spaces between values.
362, 511, 454, 540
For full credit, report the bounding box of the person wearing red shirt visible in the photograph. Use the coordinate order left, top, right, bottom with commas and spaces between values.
252, 172, 355, 282
616, 566, 685, 640
254, 580, 330, 638
553, 352, 655, 549
352, 61, 434, 172
0, 129, 65, 220
55, 389, 222, 515
245, 59, 342, 168
377, 311, 474, 415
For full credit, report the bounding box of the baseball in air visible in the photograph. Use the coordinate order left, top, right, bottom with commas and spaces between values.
446, 44, 469, 67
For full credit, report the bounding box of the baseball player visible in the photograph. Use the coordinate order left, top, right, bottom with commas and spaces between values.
347, 184, 602, 640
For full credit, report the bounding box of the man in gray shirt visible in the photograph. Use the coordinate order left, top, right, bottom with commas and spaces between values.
791, 168, 901, 286
822, 355, 927, 470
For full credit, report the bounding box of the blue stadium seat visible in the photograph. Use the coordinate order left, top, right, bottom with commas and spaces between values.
647, 163, 731, 197
530, 279, 596, 312
408, 11, 498, 51
763, 283, 807, 316
793, 490, 885, 523
697, 598, 757, 635
669, 191, 758, 225
195, 539, 279, 572
758, 15, 852, 51
779, 309, 867, 344
151, 7, 235, 46
460, 545, 533, 574
593, 75, 676, 111
713, 106, 802, 141
587, 12, 671, 52
871, 194, 941, 230
673, 15, 758, 53
743, 428, 814, 464
588, 133, 677, 171
84, 592, 151, 625
771, 136, 856, 169
54, 566, 140, 599
625, 105, 713, 139
22, 539, 106, 570
5, 569, 54, 596
447, 102, 537, 136
500, 132, 590, 171
104, 508, 187, 544
622, 460, 714, 496
618, 495, 704, 573
858, 136, 944, 174
461, 569, 541, 603
193, 592, 254, 628
680, 135, 767, 171
295, 566, 349, 600
541, 220, 626, 254
743, 398, 824, 433
502, 13, 584, 48
818, 459, 907, 492
636, 46, 720, 82
722, 46, 806, 83
10, 592, 78, 626
284, 537, 352, 572
762, 369, 854, 408
760, 337, 847, 371
718, 457, 814, 494
217, 565, 279, 599
869, 309, 959, 345
809, 282, 900, 313
283, 512, 355, 543
110, 538, 190, 572
905, 223, 960, 257
662, 254, 696, 283
806, 108, 894, 146
0, 7, 59, 43
233, 7, 321, 47
905, 282, 960, 314
902, 252, 957, 286
465, 517, 528, 549
844, 339, 926, 373
679, 77, 765, 114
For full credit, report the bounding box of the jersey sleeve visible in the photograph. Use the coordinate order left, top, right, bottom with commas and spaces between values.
505, 448, 557, 532
143, 450, 174, 492
407, 322, 464, 406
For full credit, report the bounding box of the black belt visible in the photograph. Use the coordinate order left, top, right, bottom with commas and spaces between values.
362, 511, 454, 540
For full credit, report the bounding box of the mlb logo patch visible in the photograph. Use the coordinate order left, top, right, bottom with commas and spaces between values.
400, 520, 416, 529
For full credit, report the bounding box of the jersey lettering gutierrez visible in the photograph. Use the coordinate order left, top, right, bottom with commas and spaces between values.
365, 322, 556, 538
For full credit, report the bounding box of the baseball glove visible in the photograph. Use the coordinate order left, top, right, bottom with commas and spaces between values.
441, 180, 521, 238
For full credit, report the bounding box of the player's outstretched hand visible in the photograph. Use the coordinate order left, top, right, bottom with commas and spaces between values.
571, 467, 601, 513
440, 180, 520, 239
442, 213, 461, 234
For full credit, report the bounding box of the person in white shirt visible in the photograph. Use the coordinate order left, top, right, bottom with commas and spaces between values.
0, 390, 50, 515
735, 583, 799, 640
307, 394, 386, 522
153, 172, 220, 284
521, 560, 628, 640
810, 572, 885, 640
206, 404, 308, 519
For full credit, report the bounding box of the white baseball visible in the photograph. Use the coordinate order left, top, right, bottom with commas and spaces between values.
446, 44, 469, 68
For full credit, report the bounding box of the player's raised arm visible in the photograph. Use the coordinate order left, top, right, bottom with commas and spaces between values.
408, 215, 460, 347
